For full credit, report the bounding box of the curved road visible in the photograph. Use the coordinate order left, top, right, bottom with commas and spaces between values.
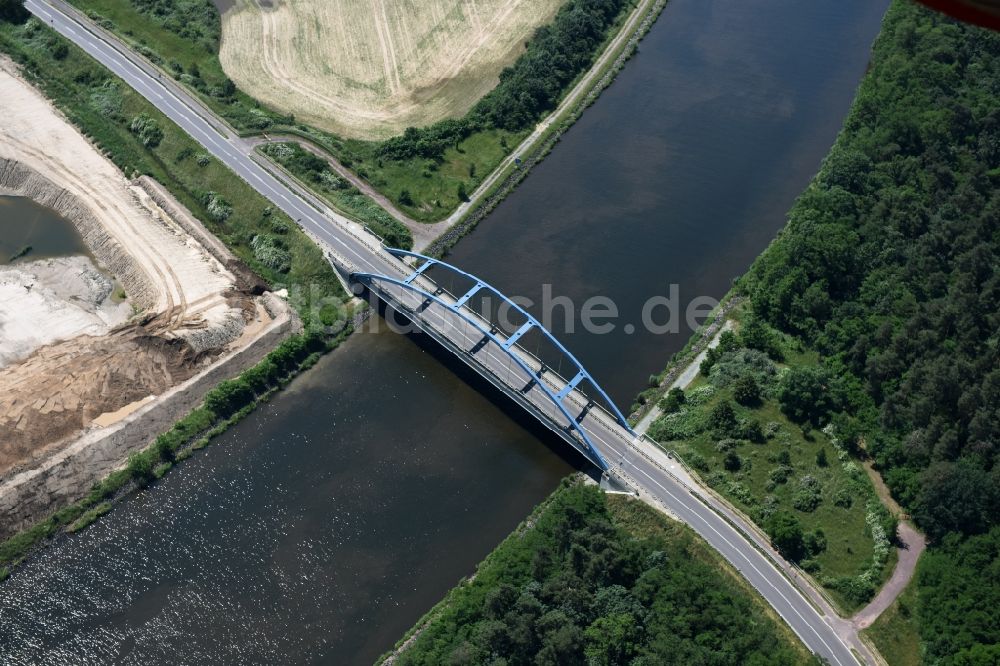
23, 1, 869, 663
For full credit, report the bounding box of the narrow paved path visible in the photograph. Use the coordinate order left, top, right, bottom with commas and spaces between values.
852, 460, 927, 629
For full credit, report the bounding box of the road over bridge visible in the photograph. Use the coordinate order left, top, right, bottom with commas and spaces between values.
24, 1, 871, 662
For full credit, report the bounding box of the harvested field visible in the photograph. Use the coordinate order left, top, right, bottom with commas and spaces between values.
0, 60, 282, 480
217, 0, 566, 139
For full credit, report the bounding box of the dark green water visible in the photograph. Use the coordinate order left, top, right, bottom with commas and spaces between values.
0, 196, 89, 264
0, 0, 889, 663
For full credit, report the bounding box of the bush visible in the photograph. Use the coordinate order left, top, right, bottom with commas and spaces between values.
204, 191, 233, 221
778, 366, 841, 425
708, 400, 737, 434
792, 476, 822, 513
0, 0, 28, 24
658, 387, 685, 414
250, 234, 291, 273
709, 348, 777, 393
128, 113, 163, 148
723, 451, 742, 471
767, 511, 806, 562
732, 374, 761, 406
738, 314, 783, 360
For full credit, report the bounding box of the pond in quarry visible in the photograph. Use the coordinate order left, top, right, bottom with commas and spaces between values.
0, 196, 90, 264
0, 0, 888, 663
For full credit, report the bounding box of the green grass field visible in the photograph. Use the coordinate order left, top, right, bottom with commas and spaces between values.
342, 128, 527, 222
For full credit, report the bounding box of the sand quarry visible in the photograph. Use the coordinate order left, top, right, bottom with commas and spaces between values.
0, 58, 288, 485
218, 0, 565, 139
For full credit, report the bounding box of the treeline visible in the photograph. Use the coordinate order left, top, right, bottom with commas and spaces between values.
741, 1, 999, 660
390, 481, 813, 666
377, 0, 630, 162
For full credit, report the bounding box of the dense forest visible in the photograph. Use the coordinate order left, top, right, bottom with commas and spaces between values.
377, 0, 630, 162
742, 1, 999, 661
387, 481, 815, 666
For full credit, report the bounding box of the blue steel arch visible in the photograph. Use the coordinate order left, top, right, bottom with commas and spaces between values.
351, 269, 609, 471
385, 248, 636, 436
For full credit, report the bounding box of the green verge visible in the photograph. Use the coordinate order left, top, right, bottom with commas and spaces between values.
378, 479, 819, 665
0, 17, 354, 575
61, 0, 642, 223
256, 142, 412, 249
864, 577, 921, 666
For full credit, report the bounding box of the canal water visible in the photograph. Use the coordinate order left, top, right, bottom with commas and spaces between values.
0, 196, 91, 264
0, 0, 888, 663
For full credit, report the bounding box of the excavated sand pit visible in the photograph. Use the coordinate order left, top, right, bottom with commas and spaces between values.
0, 59, 297, 536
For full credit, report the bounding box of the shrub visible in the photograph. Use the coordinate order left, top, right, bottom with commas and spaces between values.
723, 451, 742, 471
708, 400, 737, 434
767, 511, 806, 562
792, 476, 822, 513
128, 113, 163, 148
732, 375, 761, 406
769, 465, 793, 486
204, 192, 233, 221
833, 487, 853, 509
658, 387, 686, 414
777, 366, 841, 425
250, 234, 291, 273
708, 348, 777, 393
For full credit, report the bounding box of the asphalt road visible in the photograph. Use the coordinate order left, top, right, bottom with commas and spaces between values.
23, 1, 863, 663
375, 279, 862, 666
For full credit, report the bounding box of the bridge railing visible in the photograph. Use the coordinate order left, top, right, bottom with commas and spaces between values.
364, 267, 643, 452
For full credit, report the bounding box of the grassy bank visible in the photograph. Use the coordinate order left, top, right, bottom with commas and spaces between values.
644, 305, 895, 613
257, 142, 412, 249
379, 479, 818, 665
864, 578, 921, 666
61, 0, 643, 223
0, 325, 352, 579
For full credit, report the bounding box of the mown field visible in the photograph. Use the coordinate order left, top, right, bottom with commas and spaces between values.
218, 0, 565, 140
380, 480, 819, 665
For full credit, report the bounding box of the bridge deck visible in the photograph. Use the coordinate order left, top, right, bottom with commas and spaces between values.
346, 249, 644, 477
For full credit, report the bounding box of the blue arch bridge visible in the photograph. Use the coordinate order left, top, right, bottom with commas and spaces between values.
324, 237, 645, 488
